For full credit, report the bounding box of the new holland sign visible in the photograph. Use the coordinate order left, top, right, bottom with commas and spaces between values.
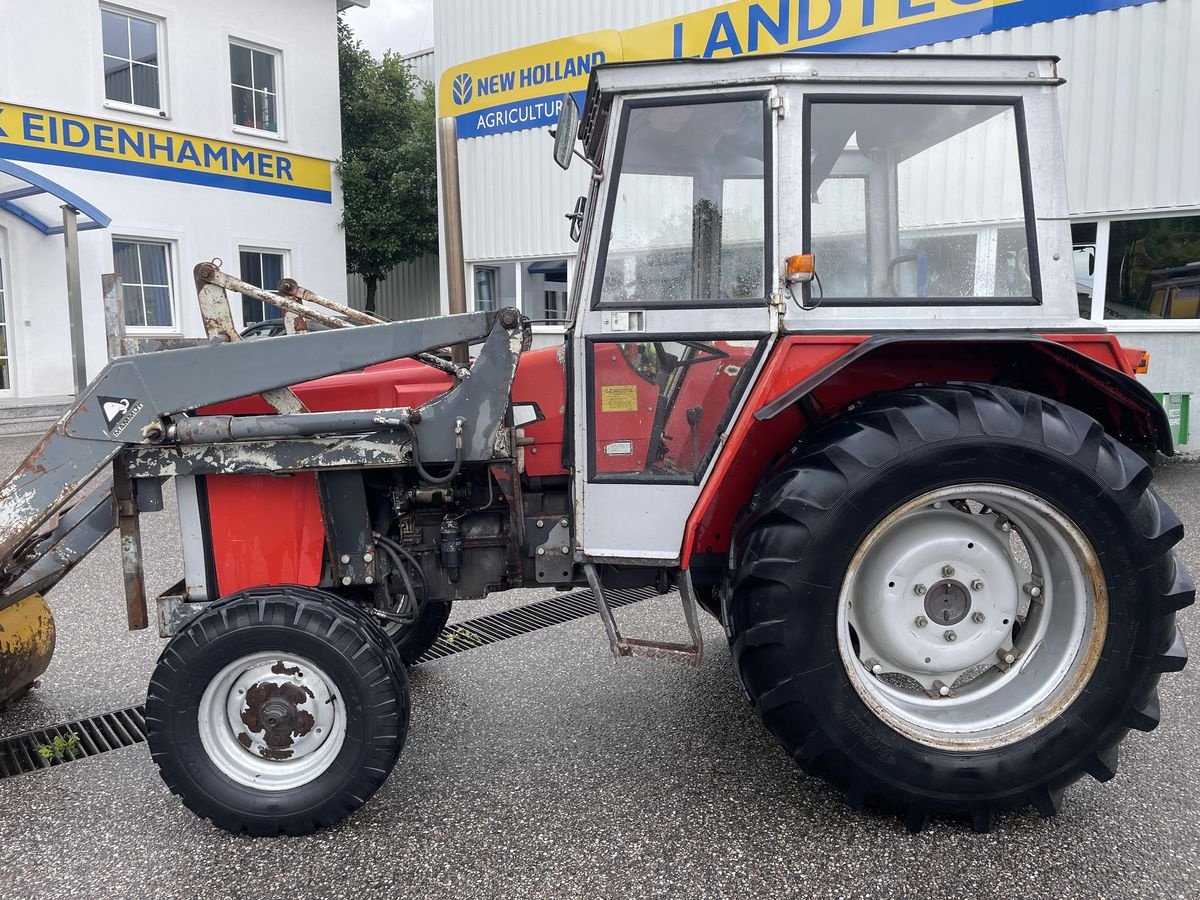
0, 103, 333, 203
439, 0, 1162, 139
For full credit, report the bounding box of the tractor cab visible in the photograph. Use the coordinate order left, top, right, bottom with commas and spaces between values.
555, 54, 1083, 565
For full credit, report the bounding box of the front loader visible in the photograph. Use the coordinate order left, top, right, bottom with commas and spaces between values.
0, 54, 1192, 835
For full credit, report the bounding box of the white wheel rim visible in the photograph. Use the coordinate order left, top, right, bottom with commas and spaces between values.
837, 484, 1107, 751
198, 652, 347, 791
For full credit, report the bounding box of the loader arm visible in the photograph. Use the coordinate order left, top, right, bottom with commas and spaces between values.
0, 295, 526, 614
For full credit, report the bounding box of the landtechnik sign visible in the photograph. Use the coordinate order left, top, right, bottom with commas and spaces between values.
439, 0, 1162, 139
0, 103, 333, 203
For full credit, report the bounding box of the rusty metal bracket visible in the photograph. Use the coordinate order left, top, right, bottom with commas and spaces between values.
112, 460, 147, 630
584, 563, 703, 667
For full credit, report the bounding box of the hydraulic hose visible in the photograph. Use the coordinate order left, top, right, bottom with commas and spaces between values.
400, 417, 465, 485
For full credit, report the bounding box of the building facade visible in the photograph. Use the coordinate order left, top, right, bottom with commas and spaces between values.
425, 0, 1200, 451
0, 0, 363, 400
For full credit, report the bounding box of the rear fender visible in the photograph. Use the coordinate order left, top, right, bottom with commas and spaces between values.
682, 332, 1171, 570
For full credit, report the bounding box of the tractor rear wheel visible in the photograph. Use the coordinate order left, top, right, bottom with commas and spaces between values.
729, 384, 1192, 831
146, 586, 409, 836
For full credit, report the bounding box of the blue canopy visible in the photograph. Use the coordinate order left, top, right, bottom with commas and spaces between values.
0, 158, 110, 235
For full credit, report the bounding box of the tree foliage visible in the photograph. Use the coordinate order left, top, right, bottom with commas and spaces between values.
338, 20, 437, 311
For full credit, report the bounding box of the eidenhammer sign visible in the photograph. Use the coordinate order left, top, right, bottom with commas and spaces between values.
439, 0, 1162, 139
0, 103, 333, 203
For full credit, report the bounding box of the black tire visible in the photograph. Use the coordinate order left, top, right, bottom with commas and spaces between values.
388, 601, 451, 665
146, 586, 409, 836
729, 384, 1193, 831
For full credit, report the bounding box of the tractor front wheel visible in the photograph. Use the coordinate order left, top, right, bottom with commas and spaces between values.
146, 586, 409, 836
729, 384, 1192, 830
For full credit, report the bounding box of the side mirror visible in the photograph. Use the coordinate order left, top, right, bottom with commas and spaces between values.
553, 94, 581, 171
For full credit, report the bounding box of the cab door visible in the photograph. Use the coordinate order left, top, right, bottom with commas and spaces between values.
572, 91, 778, 564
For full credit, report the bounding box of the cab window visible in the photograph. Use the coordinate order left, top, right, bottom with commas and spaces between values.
596, 98, 768, 307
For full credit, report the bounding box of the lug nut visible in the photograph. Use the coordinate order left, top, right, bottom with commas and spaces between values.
971, 579, 985, 591
933, 680, 951, 697
914, 616, 928, 628
1030, 586, 1042, 598
914, 584, 928, 596
942, 565, 955, 577
867, 658, 883, 676
944, 630, 957, 642
1001, 651, 1016, 666
972, 611, 986, 624
1001, 521, 1012, 533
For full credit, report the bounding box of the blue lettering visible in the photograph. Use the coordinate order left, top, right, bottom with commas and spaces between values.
575, 54, 591, 76
563, 56, 577, 79
862, 0, 876, 27
673, 21, 684, 58
118, 128, 144, 157
519, 67, 531, 89
49, 116, 57, 145
62, 119, 89, 148
499, 70, 515, 91
798, 0, 841, 40
93, 123, 114, 153
0, 109, 7, 139
231, 148, 255, 173
257, 152, 273, 178
22, 112, 45, 143
704, 11, 744, 57
276, 156, 293, 181
147, 132, 174, 161
899, 0, 936, 17
203, 144, 228, 170
749, 1, 790, 52
176, 140, 201, 166
592, 51, 605, 67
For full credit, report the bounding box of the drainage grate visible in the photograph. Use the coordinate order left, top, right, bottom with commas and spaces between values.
0, 584, 658, 778
417, 585, 661, 662
0, 706, 147, 779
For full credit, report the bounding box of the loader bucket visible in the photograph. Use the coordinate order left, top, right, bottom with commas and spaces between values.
0, 593, 55, 706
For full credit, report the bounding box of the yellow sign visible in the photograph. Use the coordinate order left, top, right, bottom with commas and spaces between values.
0, 102, 333, 203
602, 385, 640, 413
440, 1, 1159, 139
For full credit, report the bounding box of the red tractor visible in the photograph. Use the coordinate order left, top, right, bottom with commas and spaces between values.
0, 54, 1190, 835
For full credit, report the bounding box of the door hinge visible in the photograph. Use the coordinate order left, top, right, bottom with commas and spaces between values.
770, 95, 786, 119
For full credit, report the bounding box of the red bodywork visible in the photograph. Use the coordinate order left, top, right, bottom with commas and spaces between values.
198, 333, 1152, 595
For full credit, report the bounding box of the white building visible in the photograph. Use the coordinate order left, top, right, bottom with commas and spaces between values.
0, 0, 364, 402
412, 0, 1199, 451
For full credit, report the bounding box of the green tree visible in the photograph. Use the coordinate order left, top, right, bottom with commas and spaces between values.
338, 20, 438, 313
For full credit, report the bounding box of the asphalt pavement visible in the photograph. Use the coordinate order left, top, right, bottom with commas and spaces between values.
0, 432, 1197, 900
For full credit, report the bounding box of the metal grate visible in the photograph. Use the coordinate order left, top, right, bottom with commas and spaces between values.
0, 706, 147, 779
0, 585, 658, 778
416, 585, 661, 662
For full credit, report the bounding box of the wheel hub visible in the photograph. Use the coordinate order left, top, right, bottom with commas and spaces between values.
199, 653, 346, 789
924, 579, 971, 626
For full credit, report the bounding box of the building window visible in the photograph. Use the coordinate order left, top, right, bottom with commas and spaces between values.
113, 239, 174, 328
230, 42, 279, 133
1103, 214, 1200, 321
1072, 222, 1098, 320
522, 259, 569, 321
101, 7, 162, 111
239, 249, 286, 325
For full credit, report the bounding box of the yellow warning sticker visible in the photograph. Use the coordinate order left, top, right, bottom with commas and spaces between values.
601, 385, 638, 413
